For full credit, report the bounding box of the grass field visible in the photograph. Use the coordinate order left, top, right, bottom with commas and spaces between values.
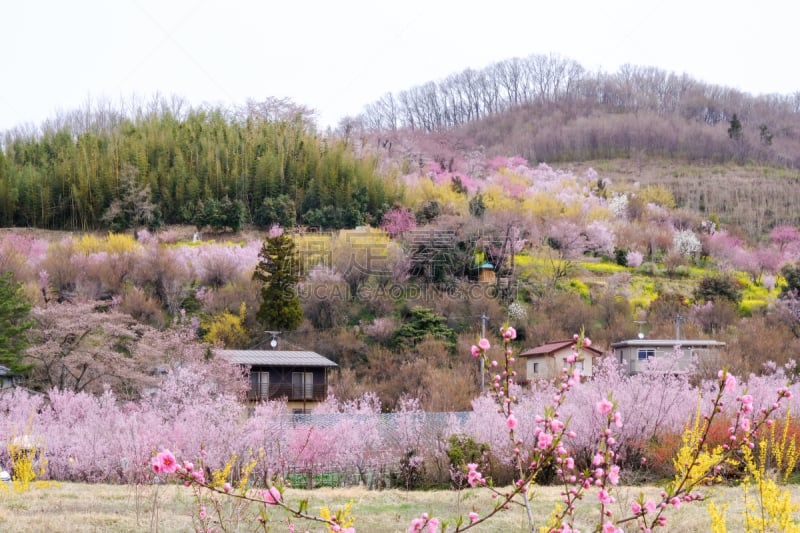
0, 482, 793, 532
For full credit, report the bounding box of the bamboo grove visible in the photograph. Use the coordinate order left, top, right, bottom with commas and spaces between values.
0, 105, 401, 230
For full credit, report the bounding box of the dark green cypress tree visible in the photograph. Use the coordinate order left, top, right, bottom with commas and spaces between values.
728, 113, 743, 141
0, 272, 34, 374
253, 230, 303, 332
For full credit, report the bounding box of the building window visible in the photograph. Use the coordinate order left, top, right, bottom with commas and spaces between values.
532, 362, 539, 373
575, 360, 585, 374
292, 372, 314, 400
250, 370, 269, 399
637, 349, 655, 360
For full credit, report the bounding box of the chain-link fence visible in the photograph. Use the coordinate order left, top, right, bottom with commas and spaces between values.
244, 412, 471, 489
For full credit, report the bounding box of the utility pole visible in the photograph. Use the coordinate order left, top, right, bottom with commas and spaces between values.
480, 313, 489, 393
675, 314, 684, 341
634, 320, 647, 339
266, 331, 281, 349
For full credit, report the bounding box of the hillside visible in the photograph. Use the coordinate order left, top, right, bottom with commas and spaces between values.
356, 54, 800, 168
350, 53, 800, 238
564, 159, 800, 239
4, 146, 800, 411
3, 56, 800, 411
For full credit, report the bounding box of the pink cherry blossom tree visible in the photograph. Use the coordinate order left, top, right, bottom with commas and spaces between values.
380, 207, 417, 238
770, 225, 800, 253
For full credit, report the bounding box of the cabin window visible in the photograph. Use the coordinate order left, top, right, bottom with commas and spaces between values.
532, 362, 539, 373
637, 349, 655, 360
292, 372, 314, 400
250, 371, 269, 399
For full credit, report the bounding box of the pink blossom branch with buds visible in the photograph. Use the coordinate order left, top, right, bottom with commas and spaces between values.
151, 449, 350, 533
439, 331, 794, 533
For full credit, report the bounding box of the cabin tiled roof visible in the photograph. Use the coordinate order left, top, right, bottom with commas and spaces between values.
216, 350, 338, 367
519, 340, 603, 358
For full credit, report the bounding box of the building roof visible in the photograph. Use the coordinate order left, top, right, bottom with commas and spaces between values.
519, 340, 603, 358
216, 350, 338, 368
610, 339, 726, 349
0, 365, 14, 376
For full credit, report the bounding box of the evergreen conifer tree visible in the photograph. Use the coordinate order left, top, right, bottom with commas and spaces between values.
728, 113, 743, 141
0, 272, 34, 374
253, 229, 303, 332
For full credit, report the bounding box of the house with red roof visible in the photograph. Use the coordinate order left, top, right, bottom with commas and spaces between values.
518, 340, 603, 382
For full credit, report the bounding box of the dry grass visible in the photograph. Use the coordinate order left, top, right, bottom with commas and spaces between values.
0, 482, 796, 532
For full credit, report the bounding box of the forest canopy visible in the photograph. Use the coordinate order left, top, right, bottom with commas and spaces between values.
0, 100, 400, 231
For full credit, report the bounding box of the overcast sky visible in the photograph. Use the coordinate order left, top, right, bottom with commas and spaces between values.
1, 0, 798, 133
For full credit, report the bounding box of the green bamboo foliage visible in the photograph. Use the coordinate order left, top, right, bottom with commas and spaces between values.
0, 104, 398, 230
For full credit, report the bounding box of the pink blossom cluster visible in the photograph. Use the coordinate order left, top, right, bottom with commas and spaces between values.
704, 228, 795, 277
171, 240, 261, 286
380, 207, 417, 238
0, 360, 247, 483
1, 231, 268, 313
424, 160, 481, 195
151, 449, 177, 474
466, 463, 485, 487
0, 233, 49, 281
471, 337, 491, 357
256, 486, 282, 506
501, 325, 517, 340
408, 512, 439, 533
468, 361, 799, 477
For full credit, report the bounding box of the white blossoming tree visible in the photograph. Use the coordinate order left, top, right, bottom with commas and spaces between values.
672, 229, 702, 257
